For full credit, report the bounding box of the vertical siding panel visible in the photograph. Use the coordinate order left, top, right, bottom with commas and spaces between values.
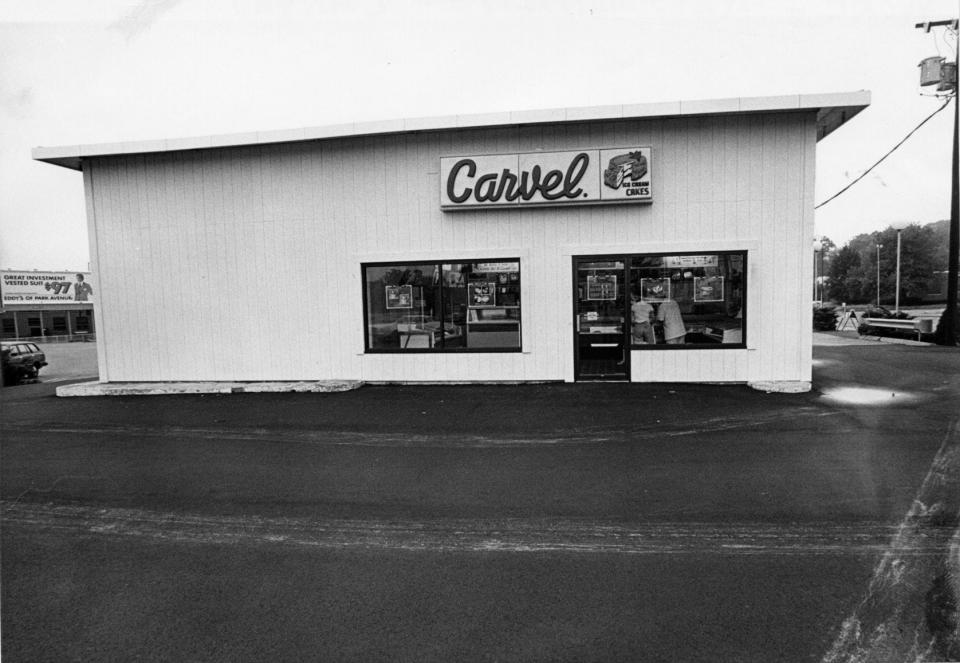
184, 154, 202, 379
107, 159, 127, 379
309, 144, 327, 379
174, 153, 191, 377
104, 160, 124, 379
331, 141, 349, 378
94, 161, 114, 377
155, 157, 172, 378
316, 142, 335, 377
674, 119, 688, 243
336, 140, 355, 380
205, 151, 222, 378
198, 152, 216, 378
212, 150, 231, 380
139, 156, 159, 380
151, 154, 173, 380
157, 156, 175, 379
98, 161, 115, 377
120, 159, 140, 380
85, 163, 109, 381
227, 149, 246, 377
190, 154, 209, 380
234, 147, 253, 376
298, 149, 315, 377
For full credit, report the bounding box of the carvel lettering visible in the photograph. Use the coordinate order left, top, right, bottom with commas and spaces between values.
447, 153, 590, 204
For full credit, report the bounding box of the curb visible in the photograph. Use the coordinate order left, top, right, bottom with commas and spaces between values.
855, 334, 936, 347
56, 380, 364, 397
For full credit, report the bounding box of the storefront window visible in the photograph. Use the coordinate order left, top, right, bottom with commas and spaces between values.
363, 259, 521, 352
629, 252, 745, 348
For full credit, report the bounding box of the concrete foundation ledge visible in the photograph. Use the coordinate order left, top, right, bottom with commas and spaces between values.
56, 380, 364, 397
748, 380, 812, 394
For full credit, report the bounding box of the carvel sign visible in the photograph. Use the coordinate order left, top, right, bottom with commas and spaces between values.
440, 147, 652, 210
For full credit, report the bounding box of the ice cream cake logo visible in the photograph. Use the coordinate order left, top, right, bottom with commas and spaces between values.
603, 151, 648, 190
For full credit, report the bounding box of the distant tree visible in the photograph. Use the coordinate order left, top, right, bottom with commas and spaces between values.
826, 244, 862, 303
882, 224, 942, 304
818, 236, 838, 255
825, 221, 949, 305
927, 219, 951, 271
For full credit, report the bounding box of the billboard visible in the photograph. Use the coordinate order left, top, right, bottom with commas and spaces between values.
1, 271, 94, 306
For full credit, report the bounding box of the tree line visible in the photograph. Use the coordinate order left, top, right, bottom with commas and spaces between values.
819, 219, 952, 306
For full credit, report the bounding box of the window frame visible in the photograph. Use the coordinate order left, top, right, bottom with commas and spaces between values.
361, 257, 523, 354
627, 249, 748, 351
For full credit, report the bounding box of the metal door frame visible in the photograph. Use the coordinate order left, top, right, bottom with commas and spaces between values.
572, 255, 630, 382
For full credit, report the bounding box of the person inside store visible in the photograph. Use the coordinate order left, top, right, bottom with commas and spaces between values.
657, 298, 687, 344
630, 292, 656, 344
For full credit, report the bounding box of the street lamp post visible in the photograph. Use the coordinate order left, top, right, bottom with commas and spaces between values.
891, 222, 910, 313
896, 229, 902, 312
820, 245, 826, 305
813, 238, 822, 306
876, 243, 883, 306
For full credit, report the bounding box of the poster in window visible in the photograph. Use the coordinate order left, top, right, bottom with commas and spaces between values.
694, 276, 724, 302
385, 285, 413, 309
468, 282, 497, 308
640, 278, 670, 302
586, 275, 617, 300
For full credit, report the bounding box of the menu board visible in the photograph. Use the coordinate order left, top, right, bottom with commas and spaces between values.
586, 275, 618, 300
663, 255, 718, 268
474, 262, 519, 273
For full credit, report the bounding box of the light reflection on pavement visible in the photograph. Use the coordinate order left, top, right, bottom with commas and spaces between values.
820, 386, 923, 406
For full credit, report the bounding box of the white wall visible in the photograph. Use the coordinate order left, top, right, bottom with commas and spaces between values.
85, 112, 816, 384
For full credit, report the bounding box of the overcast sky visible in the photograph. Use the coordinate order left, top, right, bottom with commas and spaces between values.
1, 0, 957, 271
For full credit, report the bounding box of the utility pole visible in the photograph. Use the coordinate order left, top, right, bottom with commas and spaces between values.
916, 17, 959, 345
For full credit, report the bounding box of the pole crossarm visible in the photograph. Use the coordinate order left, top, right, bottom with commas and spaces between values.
914, 19, 959, 31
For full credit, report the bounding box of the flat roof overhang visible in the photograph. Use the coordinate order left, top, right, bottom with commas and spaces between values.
32, 91, 870, 171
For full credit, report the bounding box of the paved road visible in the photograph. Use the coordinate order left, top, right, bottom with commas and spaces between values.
2, 340, 958, 662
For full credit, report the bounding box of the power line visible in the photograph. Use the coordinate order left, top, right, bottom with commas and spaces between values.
815, 98, 952, 209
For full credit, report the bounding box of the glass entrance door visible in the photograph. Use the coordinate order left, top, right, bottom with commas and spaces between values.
574, 257, 628, 381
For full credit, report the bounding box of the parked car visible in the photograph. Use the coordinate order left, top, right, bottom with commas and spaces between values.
1, 341, 47, 386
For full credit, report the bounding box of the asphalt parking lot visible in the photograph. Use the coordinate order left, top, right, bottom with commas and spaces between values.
2, 335, 959, 662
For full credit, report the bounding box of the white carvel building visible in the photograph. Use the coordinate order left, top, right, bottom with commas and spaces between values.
33, 91, 869, 393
